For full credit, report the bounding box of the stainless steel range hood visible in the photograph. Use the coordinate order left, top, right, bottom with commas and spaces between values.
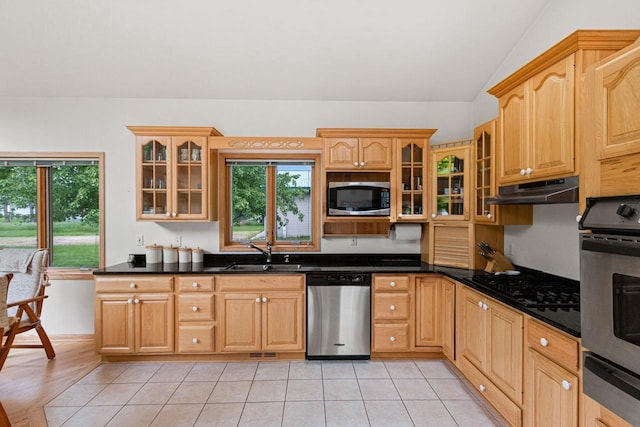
486, 176, 579, 205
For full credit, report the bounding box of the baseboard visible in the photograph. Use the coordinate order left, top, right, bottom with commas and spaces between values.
14, 334, 94, 344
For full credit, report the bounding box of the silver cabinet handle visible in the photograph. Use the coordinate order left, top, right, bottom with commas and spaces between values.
262, 297, 267, 303
192, 306, 198, 312
540, 337, 549, 347
129, 283, 136, 289
562, 380, 571, 391
390, 305, 396, 311
389, 336, 396, 342
255, 297, 261, 303
192, 338, 199, 344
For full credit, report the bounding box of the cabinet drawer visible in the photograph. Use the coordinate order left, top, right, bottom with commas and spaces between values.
178, 276, 214, 292
374, 293, 410, 320
217, 275, 304, 292
178, 324, 215, 353
459, 357, 522, 427
178, 294, 215, 321
373, 275, 410, 292
527, 318, 578, 372
95, 276, 173, 293
373, 323, 409, 352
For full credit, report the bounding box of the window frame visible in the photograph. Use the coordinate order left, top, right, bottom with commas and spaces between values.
0, 152, 105, 280
218, 152, 321, 253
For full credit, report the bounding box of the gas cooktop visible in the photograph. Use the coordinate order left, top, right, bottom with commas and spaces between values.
471, 271, 580, 310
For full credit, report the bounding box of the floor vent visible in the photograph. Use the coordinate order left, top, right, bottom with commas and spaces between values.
249, 352, 262, 358
263, 352, 277, 358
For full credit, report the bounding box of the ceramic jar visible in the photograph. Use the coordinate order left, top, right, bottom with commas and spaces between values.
145, 244, 163, 264
192, 247, 204, 264
178, 247, 192, 263
163, 246, 178, 264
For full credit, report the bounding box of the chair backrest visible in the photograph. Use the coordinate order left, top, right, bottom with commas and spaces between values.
1, 249, 48, 319
0, 274, 12, 329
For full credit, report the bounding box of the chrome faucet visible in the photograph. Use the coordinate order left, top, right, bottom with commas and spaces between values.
248, 241, 272, 264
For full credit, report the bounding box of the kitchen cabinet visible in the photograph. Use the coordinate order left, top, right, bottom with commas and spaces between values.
372, 274, 412, 353
176, 276, 216, 353
456, 284, 523, 426
497, 55, 575, 184
430, 142, 471, 220
441, 278, 455, 361
94, 276, 174, 354
489, 30, 640, 186
323, 137, 392, 170
415, 276, 440, 347
217, 275, 304, 353
581, 40, 640, 207
396, 138, 429, 221
128, 126, 222, 221
582, 393, 633, 427
524, 318, 579, 427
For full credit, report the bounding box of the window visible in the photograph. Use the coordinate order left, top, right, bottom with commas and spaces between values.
0, 153, 104, 277
220, 153, 320, 252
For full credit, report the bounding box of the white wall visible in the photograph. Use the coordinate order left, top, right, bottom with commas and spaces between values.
471, 0, 639, 279
0, 97, 472, 264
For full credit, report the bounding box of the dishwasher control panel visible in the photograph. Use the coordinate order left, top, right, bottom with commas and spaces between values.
306, 273, 371, 286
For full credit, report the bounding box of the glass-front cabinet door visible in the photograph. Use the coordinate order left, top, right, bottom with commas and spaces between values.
174, 136, 207, 219
397, 138, 427, 220
139, 136, 171, 220
431, 144, 471, 220
474, 120, 497, 223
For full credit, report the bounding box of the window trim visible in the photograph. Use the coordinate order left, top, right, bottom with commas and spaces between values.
218, 152, 321, 253
0, 152, 105, 279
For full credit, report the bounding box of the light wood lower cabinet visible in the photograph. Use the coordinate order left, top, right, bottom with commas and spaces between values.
415, 276, 441, 347
456, 284, 523, 426
177, 276, 216, 353
582, 394, 633, 427
217, 275, 305, 354
372, 274, 412, 353
94, 276, 174, 354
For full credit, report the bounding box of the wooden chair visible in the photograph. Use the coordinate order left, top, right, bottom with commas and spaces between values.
1, 273, 14, 425
0, 249, 55, 371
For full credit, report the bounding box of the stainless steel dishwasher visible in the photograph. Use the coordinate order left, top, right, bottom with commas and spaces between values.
306, 272, 371, 359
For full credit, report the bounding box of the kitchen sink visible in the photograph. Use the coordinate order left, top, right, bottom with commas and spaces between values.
224, 263, 305, 272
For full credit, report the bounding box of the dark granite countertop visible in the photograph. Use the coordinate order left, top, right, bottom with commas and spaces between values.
93, 253, 580, 338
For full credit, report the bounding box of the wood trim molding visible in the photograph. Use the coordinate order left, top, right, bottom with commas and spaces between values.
316, 128, 438, 138
488, 30, 640, 97
126, 126, 223, 137
210, 137, 322, 150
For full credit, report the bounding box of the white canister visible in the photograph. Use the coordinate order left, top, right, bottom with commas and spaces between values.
163, 246, 178, 264
145, 244, 163, 264
192, 247, 204, 264
178, 247, 192, 263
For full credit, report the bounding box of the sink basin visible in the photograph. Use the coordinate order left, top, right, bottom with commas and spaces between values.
224, 263, 304, 272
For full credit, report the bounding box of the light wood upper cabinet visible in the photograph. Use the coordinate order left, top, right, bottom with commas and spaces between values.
396, 138, 428, 221
323, 137, 392, 170
128, 126, 222, 222
497, 55, 575, 184
490, 30, 640, 186
474, 120, 498, 223
595, 40, 640, 160
430, 143, 471, 221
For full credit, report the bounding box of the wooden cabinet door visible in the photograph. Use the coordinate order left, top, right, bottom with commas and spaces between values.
262, 292, 304, 352
324, 138, 359, 170
359, 138, 393, 169
486, 299, 523, 405
397, 139, 427, 220
431, 145, 471, 220
457, 286, 486, 370
498, 83, 529, 184
474, 120, 497, 223
172, 135, 209, 220
529, 55, 575, 180
136, 293, 174, 353
415, 276, 441, 347
441, 279, 455, 360
525, 350, 578, 427
137, 136, 172, 220
219, 293, 261, 352
95, 294, 135, 354
597, 42, 640, 159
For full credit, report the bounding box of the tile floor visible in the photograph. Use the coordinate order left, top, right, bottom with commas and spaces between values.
44, 359, 507, 426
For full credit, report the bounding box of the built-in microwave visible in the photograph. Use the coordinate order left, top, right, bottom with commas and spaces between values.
327, 181, 390, 216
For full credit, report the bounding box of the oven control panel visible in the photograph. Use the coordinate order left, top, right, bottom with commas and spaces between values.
580, 196, 640, 234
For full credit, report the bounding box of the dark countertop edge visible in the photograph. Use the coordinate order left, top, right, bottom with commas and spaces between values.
93, 254, 580, 338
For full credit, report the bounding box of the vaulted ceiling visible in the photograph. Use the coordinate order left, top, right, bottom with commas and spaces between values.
0, 0, 551, 101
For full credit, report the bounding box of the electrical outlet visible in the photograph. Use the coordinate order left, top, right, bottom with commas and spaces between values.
174, 236, 182, 247
350, 237, 357, 246
136, 235, 144, 246
507, 243, 513, 256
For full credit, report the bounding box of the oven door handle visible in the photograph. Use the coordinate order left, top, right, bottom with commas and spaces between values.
585, 355, 640, 401
581, 238, 640, 257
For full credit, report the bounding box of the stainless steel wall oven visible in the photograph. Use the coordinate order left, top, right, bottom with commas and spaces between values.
579, 195, 640, 425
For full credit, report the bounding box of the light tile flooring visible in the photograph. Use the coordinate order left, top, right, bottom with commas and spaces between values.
44, 359, 507, 427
